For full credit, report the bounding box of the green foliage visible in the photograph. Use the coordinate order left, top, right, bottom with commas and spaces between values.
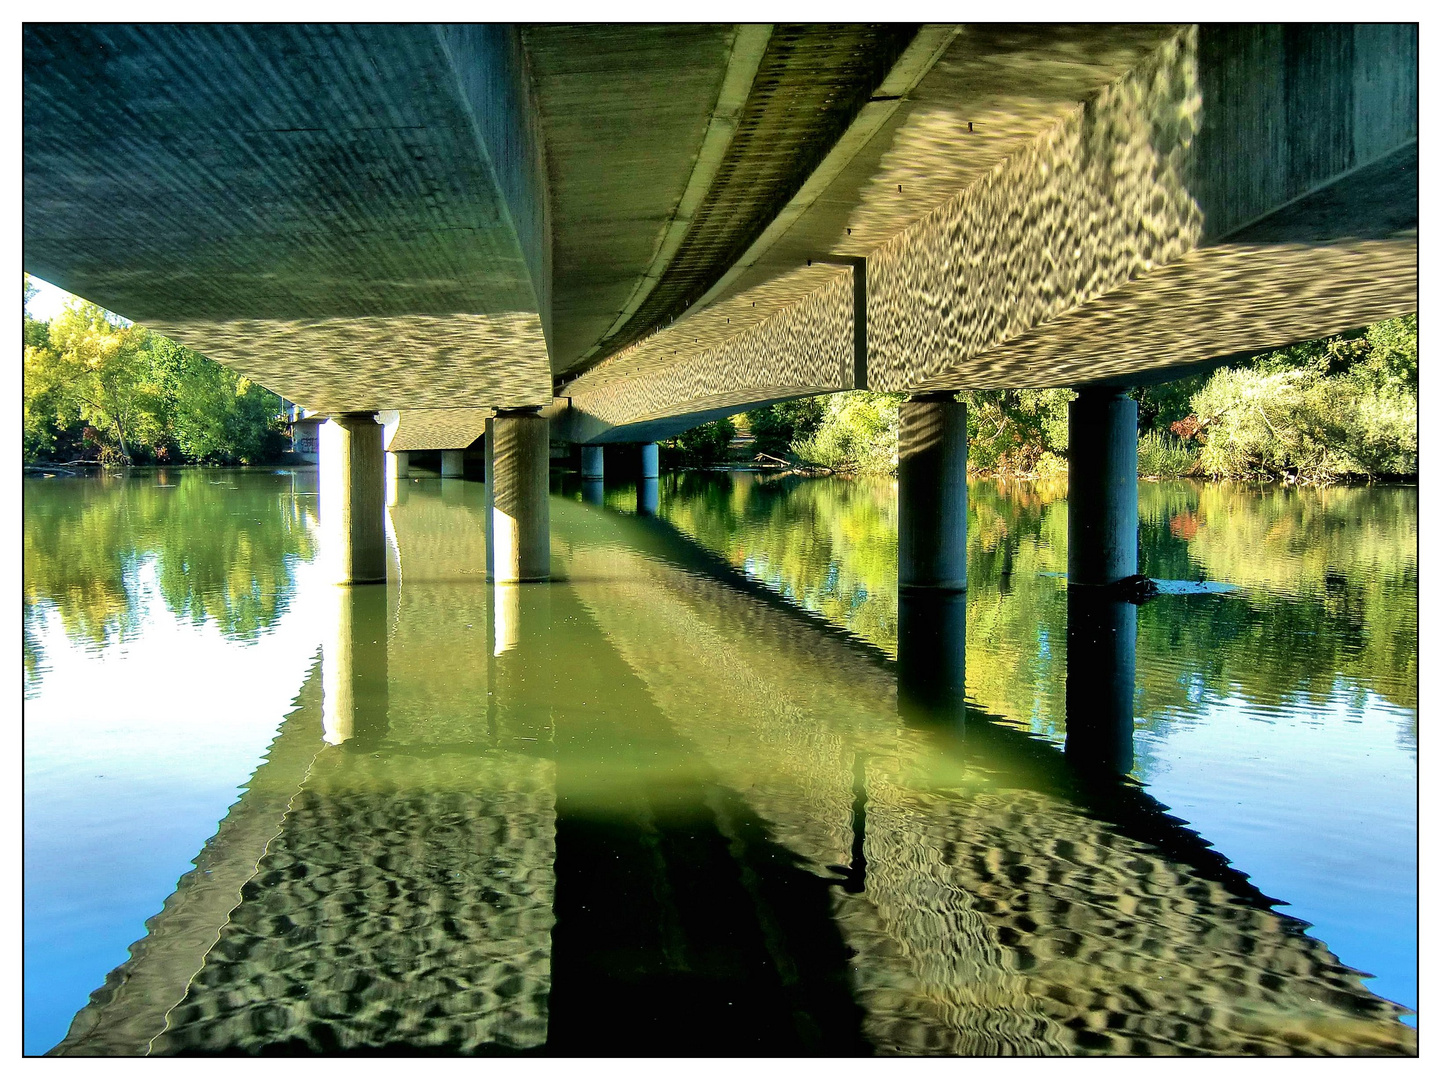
1131, 371, 1213, 434
22, 289, 287, 466
165, 339, 288, 464
1190, 362, 1417, 483
662, 416, 736, 467
745, 397, 826, 458
1136, 429, 1199, 478
958, 388, 1073, 475
791, 391, 901, 473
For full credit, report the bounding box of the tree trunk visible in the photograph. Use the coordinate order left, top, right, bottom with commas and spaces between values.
112, 418, 133, 465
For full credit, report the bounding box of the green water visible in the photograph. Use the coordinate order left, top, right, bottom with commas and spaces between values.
24, 468, 1416, 1055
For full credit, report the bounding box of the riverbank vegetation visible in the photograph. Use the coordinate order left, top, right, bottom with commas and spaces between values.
24, 277, 289, 467
667, 315, 1416, 485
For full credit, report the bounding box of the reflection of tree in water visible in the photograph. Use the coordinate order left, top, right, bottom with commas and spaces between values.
22, 471, 318, 668
663, 472, 901, 649
661, 474, 1417, 743
149, 475, 317, 640
23, 475, 147, 658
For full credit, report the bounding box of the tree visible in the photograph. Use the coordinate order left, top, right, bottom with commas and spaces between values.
27, 302, 159, 463
22, 286, 287, 466
746, 397, 826, 458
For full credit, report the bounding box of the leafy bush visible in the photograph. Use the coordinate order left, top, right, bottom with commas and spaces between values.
791, 391, 901, 473
1136, 429, 1199, 478
960, 388, 1073, 475
1191, 364, 1416, 482
661, 416, 736, 468
24, 287, 287, 466
746, 397, 826, 458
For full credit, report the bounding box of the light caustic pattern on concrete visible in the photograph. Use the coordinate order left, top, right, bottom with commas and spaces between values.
567, 25, 1416, 435
385, 409, 492, 455
23, 25, 554, 415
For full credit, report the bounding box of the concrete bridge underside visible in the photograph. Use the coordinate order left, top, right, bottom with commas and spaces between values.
25, 24, 1416, 448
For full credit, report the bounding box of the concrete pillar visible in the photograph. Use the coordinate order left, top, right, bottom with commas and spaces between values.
319, 412, 387, 584
580, 444, 605, 481
485, 410, 551, 582
1067, 387, 1138, 587
1064, 589, 1136, 774
897, 589, 966, 720
897, 395, 967, 591
441, 449, 465, 478
387, 450, 410, 479
581, 478, 605, 506
637, 477, 660, 517
640, 442, 660, 479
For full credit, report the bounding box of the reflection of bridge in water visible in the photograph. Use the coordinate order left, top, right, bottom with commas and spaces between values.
54, 484, 1415, 1056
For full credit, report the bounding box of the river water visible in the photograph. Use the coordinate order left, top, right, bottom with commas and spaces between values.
23, 467, 1417, 1055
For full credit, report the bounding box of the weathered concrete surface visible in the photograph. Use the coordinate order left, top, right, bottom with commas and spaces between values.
24, 25, 553, 413
386, 408, 491, 454
319, 413, 387, 585
1067, 388, 1139, 587
897, 397, 968, 591
485, 413, 551, 582
25, 25, 1415, 440
565, 24, 1416, 438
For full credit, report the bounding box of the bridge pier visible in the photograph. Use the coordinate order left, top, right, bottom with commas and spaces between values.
1067, 386, 1138, 587
580, 444, 605, 481
898, 395, 968, 592
638, 443, 660, 516
485, 410, 551, 582
387, 449, 410, 481
320, 412, 387, 584
1064, 386, 1139, 774
440, 449, 466, 478
580, 445, 605, 505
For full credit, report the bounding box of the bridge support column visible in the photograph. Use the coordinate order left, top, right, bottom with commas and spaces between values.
580, 444, 605, 481
580, 445, 605, 505
441, 449, 465, 478
640, 442, 660, 479
387, 450, 410, 480
320, 412, 387, 584
1067, 387, 1137, 587
898, 395, 967, 591
485, 410, 551, 582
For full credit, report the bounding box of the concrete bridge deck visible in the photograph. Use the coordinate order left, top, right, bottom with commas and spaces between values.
25, 24, 1416, 446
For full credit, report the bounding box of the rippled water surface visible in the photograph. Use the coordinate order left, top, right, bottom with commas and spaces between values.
23, 467, 1417, 1055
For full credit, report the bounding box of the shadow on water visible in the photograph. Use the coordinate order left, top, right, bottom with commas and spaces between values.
545, 588, 869, 1055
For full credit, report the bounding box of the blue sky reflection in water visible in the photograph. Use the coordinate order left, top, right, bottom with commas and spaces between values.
23, 471, 326, 1055
23, 467, 1416, 1054
659, 472, 1417, 1025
